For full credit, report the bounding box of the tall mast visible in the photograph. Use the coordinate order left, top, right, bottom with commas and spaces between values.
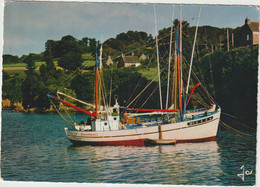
173, 42, 178, 110
176, 28, 182, 113
166, 5, 174, 109
180, 4, 183, 104
99, 42, 103, 109
184, 5, 202, 115
154, 5, 163, 110
185, 5, 202, 95
95, 44, 99, 117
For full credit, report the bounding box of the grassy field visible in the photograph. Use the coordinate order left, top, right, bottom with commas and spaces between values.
82, 53, 94, 60
3, 53, 93, 68
138, 67, 158, 80
3, 61, 59, 68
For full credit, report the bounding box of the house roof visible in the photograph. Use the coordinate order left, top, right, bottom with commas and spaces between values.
248, 22, 259, 32
122, 56, 140, 64
106, 55, 113, 65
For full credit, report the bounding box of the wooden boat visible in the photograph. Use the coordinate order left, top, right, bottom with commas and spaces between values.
48, 5, 220, 146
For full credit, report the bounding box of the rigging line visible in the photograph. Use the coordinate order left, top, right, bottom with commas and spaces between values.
49, 98, 74, 129
127, 69, 163, 108
183, 56, 214, 103
126, 75, 144, 106
186, 5, 202, 95
54, 67, 86, 92
220, 122, 250, 141
166, 5, 175, 109
193, 45, 208, 90
139, 74, 168, 109
140, 84, 159, 109
99, 70, 108, 107
182, 63, 211, 107
106, 30, 176, 62
154, 4, 163, 110
208, 54, 216, 100
40, 136, 67, 146
56, 93, 75, 124
109, 65, 113, 106
192, 94, 209, 107
221, 113, 255, 130
220, 121, 253, 137
102, 21, 189, 63
57, 91, 95, 108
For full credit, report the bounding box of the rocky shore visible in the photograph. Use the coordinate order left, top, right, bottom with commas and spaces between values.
2, 99, 84, 113
2, 99, 52, 113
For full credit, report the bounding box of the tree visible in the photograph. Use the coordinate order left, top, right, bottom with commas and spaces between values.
3, 54, 20, 64
22, 53, 50, 110
58, 52, 83, 71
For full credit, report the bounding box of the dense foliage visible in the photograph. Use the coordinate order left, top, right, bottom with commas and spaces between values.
2, 20, 258, 128
197, 46, 258, 126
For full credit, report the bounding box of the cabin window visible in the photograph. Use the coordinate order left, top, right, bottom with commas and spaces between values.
114, 117, 117, 120
198, 120, 201, 123
104, 122, 107, 126
202, 119, 206, 122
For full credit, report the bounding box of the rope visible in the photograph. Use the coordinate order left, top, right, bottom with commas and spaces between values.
140, 84, 159, 109
208, 54, 216, 99
220, 121, 250, 141
40, 136, 67, 146
220, 120, 252, 138
127, 69, 163, 108
57, 93, 75, 124
221, 112, 255, 130
49, 98, 74, 129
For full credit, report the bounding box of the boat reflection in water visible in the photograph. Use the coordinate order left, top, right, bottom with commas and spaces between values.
66, 141, 222, 185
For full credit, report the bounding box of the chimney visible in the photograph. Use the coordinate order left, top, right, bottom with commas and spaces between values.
245, 17, 250, 25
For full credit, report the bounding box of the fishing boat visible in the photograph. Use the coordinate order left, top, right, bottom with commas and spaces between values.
48, 5, 221, 146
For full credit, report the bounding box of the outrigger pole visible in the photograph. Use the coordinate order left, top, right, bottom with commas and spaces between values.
47, 94, 97, 117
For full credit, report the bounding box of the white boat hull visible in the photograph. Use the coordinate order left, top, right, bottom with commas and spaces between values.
65, 110, 220, 146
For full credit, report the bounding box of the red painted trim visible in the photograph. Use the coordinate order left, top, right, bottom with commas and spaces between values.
69, 136, 216, 146
176, 136, 216, 143
127, 108, 178, 113
70, 139, 145, 146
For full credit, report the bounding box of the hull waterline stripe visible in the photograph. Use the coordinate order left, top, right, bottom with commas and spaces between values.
67, 117, 219, 139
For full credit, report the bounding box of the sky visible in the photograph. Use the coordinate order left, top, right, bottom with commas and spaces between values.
2, 1, 259, 57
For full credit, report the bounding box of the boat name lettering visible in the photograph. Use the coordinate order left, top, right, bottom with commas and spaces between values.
84, 133, 98, 136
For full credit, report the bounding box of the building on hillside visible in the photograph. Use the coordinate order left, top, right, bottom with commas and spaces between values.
106, 55, 113, 66
239, 18, 259, 46
118, 54, 141, 67
139, 54, 147, 61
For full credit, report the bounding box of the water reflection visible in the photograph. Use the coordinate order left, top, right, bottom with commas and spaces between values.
217, 130, 256, 186
66, 141, 223, 184
2, 111, 256, 185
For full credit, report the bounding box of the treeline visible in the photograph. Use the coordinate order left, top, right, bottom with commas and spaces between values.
197, 46, 258, 127
2, 19, 258, 128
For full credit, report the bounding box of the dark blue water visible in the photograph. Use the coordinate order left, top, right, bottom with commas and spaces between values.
1, 110, 256, 185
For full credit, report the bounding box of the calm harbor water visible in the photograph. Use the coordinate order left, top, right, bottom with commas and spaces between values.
1, 110, 256, 185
